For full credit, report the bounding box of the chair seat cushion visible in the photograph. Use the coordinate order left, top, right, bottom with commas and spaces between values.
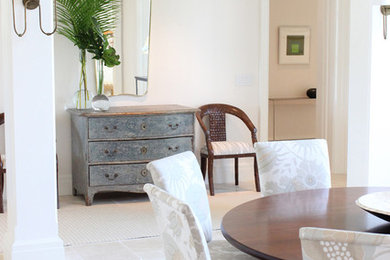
201, 141, 255, 156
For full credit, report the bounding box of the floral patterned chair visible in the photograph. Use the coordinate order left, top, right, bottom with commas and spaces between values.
144, 183, 256, 260
144, 183, 211, 260
146, 152, 257, 259
147, 151, 213, 242
300, 227, 390, 259
254, 139, 331, 197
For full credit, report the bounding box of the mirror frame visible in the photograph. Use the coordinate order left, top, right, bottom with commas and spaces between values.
112, 0, 152, 97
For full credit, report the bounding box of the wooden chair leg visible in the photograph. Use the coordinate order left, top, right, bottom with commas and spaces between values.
56, 154, 59, 209
234, 158, 239, 186
201, 156, 207, 180
208, 157, 215, 196
0, 170, 3, 213
254, 156, 260, 192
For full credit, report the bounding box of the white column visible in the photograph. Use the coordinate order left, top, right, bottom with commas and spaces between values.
347, 0, 373, 186
0, 0, 64, 259
259, 0, 269, 142
317, 0, 350, 175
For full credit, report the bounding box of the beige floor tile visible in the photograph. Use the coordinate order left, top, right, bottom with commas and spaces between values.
121, 237, 164, 259
64, 247, 83, 260
71, 241, 141, 260
1, 177, 347, 260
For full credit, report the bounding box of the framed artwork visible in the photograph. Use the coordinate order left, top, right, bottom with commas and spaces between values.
279, 26, 310, 64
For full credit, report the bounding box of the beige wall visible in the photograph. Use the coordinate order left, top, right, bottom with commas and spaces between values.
269, 0, 318, 98
54, 0, 263, 195
268, 0, 318, 140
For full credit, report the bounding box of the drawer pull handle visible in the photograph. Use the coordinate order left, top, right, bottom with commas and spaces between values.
140, 147, 148, 154
105, 173, 119, 181
104, 149, 118, 157
140, 169, 148, 177
141, 123, 147, 130
168, 123, 179, 130
168, 146, 179, 152
104, 125, 118, 131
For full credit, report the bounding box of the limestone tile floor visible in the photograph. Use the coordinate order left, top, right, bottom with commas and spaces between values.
65, 174, 346, 260
1, 174, 347, 260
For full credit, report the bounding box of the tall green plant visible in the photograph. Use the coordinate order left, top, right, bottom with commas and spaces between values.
87, 18, 120, 95
57, 0, 120, 107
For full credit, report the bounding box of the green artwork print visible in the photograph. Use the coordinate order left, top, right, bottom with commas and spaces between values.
287, 35, 304, 56
291, 44, 300, 54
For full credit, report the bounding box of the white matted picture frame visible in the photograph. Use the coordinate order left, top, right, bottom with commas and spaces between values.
279, 26, 310, 64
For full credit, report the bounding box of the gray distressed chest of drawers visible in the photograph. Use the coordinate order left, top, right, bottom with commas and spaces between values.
68, 105, 197, 205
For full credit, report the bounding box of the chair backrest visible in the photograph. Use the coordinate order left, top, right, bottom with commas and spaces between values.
196, 103, 257, 143
300, 227, 390, 260
254, 139, 331, 196
146, 151, 213, 242
144, 184, 211, 260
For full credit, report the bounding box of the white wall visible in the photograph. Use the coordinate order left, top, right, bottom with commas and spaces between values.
55, 0, 263, 195
347, 0, 390, 186
269, 0, 318, 98
346, 0, 373, 186
367, 5, 390, 186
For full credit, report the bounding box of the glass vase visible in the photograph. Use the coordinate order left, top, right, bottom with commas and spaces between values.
92, 59, 110, 111
73, 89, 92, 109
74, 49, 91, 109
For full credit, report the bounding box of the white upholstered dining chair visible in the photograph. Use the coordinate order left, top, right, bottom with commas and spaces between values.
254, 139, 331, 197
146, 151, 213, 242
300, 227, 390, 260
146, 151, 257, 259
144, 183, 256, 260
144, 183, 211, 260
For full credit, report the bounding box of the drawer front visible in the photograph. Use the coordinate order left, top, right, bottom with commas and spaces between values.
89, 164, 152, 187
89, 137, 193, 163
89, 113, 194, 139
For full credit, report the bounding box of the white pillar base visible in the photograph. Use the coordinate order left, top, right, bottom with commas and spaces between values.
4, 234, 64, 260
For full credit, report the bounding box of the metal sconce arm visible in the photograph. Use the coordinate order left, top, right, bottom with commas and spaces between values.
38, 1, 57, 36
12, 0, 57, 37
381, 5, 390, 40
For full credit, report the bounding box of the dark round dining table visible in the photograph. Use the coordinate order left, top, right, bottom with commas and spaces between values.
221, 187, 390, 260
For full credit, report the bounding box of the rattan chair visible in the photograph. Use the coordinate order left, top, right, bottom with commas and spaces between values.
196, 104, 260, 196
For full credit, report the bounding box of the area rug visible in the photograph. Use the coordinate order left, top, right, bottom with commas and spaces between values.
0, 189, 260, 251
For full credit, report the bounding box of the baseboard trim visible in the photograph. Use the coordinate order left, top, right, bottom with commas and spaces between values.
3, 235, 65, 260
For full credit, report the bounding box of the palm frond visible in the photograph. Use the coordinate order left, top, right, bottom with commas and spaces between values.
57, 0, 120, 50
